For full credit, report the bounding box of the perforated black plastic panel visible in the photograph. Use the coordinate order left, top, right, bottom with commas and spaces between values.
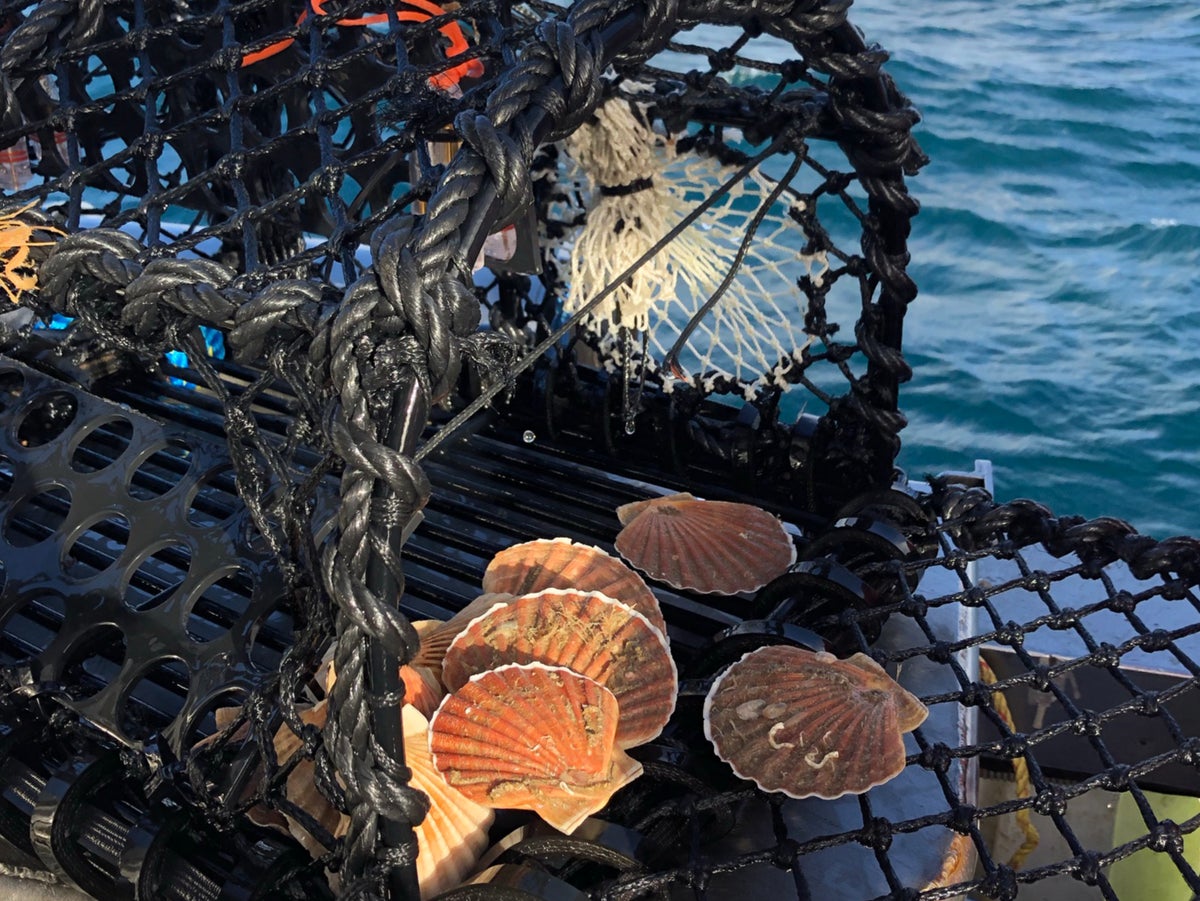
0, 356, 289, 761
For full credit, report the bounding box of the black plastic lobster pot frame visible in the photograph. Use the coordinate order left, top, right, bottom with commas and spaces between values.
0, 1, 1197, 900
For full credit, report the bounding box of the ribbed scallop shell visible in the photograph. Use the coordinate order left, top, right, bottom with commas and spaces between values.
401, 664, 445, 720
402, 704, 494, 898
412, 593, 513, 675
615, 494, 796, 595
441, 588, 677, 748
482, 538, 666, 638
429, 663, 643, 833
271, 701, 346, 859
703, 645, 928, 799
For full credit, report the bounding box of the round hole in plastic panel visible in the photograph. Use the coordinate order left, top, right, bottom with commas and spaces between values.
127, 439, 193, 500
187, 465, 239, 528
0, 453, 14, 497
14, 391, 78, 448
248, 598, 296, 673
70, 417, 135, 473
124, 542, 192, 612
185, 567, 253, 643
183, 687, 249, 751
63, 512, 130, 580
0, 594, 66, 665
0, 369, 24, 413
61, 625, 127, 700
118, 657, 191, 742
5, 485, 71, 547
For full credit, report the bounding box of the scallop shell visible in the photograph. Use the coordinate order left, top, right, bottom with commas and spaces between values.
402, 704, 495, 898
703, 645, 928, 799
429, 662, 643, 833
196, 702, 345, 860
273, 701, 346, 858
402, 664, 446, 720
412, 593, 514, 675
266, 698, 494, 893
441, 588, 677, 748
482, 538, 667, 638
615, 494, 796, 595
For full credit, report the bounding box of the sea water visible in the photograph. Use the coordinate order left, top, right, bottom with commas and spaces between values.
849, 0, 1200, 538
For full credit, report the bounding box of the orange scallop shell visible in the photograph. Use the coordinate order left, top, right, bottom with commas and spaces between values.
429, 662, 643, 833
401, 704, 495, 897
482, 538, 667, 638
270, 701, 345, 859
401, 664, 446, 720
703, 645, 928, 799
615, 494, 796, 595
412, 593, 513, 675
441, 588, 677, 748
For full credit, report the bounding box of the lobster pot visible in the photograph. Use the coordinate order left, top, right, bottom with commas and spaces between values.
0, 1, 1193, 901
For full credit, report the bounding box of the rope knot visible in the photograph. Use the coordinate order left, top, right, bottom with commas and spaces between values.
454, 112, 531, 225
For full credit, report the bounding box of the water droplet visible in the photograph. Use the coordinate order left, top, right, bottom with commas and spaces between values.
522, 430, 535, 444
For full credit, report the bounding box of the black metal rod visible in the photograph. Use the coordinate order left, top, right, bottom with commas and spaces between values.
366, 375, 429, 901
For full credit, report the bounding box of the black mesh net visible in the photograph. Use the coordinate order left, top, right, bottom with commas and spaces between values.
0, 1, 1195, 900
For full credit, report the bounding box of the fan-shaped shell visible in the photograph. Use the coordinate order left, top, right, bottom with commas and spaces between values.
402, 704, 495, 898
441, 588, 677, 748
615, 495, 796, 595
429, 663, 643, 833
482, 538, 666, 638
703, 645, 928, 799
402, 664, 445, 720
412, 593, 513, 675
270, 701, 346, 859
265, 698, 494, 894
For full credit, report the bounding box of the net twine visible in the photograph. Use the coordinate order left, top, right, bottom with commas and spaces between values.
978, 657, 1040, 869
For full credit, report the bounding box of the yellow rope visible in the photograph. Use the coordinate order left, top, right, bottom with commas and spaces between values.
979, 657, 1041, 869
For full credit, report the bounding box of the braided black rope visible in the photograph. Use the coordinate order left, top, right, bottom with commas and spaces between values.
322, 2, 679, 890
0, 0, 105, 126
927, 479, 1200, 584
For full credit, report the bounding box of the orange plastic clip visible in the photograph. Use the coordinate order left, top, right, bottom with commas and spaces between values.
241, 0, 484, 90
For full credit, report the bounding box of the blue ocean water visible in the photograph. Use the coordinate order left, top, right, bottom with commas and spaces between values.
847, 1, 1200, 538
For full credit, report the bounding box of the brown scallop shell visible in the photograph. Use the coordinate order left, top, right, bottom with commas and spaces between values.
614, 494, 796, 595
441, 588, 676, 748
482, 538, 667, 638
703, 645, 928, 800
401, 664, 446, 720
411, 593, 514, 676
401, 704, 495, 897
271, 700, 346, 859
429, 662, 643, 834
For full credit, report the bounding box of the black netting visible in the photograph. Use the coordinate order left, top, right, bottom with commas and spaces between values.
0, 1, 1193, 900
